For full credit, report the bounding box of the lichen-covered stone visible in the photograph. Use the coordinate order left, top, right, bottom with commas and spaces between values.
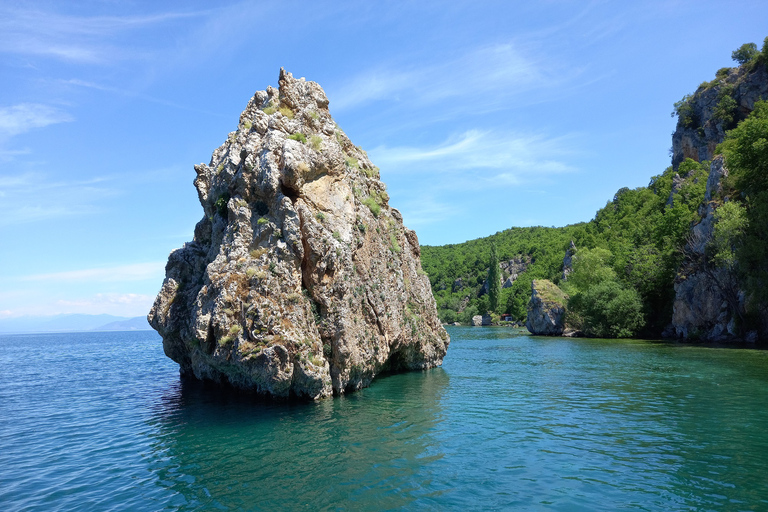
526, 279, 567, 336
149, 69, 449, 399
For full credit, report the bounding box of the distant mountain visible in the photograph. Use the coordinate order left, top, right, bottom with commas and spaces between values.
0, 314, 150, 334
94, 316, 152, 331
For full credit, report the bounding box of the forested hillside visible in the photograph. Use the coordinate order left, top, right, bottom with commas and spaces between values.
421, 37, 768, 341
421, 158, 709, 335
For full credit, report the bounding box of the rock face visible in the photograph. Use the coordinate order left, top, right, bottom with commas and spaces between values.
671, 62, 767, 169
669, 157, 743, 341
149, 69, 449, 399
666, 60, 768, 342
526, 279, 567, 336
481, 257, 529, 294
561, 241, 575, 281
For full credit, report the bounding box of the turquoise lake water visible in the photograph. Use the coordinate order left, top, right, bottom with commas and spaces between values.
2, 326, 768, 511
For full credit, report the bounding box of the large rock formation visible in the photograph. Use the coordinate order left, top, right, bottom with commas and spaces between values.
667, 60, 768, 342
149, 69, 449, 399
669, 157, 746, 341
671, 62, 767, 169
526, 279, 567, 336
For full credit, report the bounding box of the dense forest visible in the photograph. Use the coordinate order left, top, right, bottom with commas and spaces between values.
421, 38, 768, 340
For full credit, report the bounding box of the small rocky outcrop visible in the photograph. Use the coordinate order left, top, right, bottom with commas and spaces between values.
526, 279, 567, 336
481, 257, 529, 294
149, 69, 449, 399
671, 62, 767, 169
561, 241, 575, 281
471, 314, 492, 327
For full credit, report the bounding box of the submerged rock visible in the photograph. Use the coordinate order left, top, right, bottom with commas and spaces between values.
149, 69, 449, 399
526, 279, 567, 336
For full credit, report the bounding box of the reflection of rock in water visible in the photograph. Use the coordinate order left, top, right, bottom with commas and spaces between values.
146, 368, 449, 509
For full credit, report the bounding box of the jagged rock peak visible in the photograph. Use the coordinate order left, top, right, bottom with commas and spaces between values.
149, 69, 449, 400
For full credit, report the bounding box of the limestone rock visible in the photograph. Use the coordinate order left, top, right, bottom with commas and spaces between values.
481, 257, 529, 294
149, 69, 449, 399
669, 157, 741, 342
671, 62, 768, 169
526, 279, 567, 336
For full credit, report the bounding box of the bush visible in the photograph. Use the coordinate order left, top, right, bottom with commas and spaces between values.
713, 94, 738, 128
362, 197, 380, 216
439, 309, 457, 323
711, 201, 747, 269
214, 193, 230, 217
672, 94, 699, 128
310, 135, 322, 151
288, 133, 306, 143
279, 106, 294, 119
732, 42, 759, 65
763, 36, 768, 61
716, 67, 731, 79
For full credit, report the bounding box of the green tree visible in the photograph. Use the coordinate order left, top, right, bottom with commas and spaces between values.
563, 247, 644, 338
570, 281, 644, 338
562, 247, 615, 293
487, 243, 501, 313
732, 42, 759, 64
719, 100, 768, 304
711, 201, 747, 270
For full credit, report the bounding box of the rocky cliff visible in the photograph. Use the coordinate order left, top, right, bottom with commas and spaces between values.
671, 61, 767, 169
149, 69, 449, 399
669, 157, 744, 341
526, 279, 567, 336
668, 60, 768, 342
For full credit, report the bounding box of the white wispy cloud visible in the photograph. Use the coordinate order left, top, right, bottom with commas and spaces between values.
0, 172, 119, 225
58, 79, 225, 116
396, 196, 458, 228
0, 103, 73, 138
370, 129, 577, 185
331, 42, 560, 112
22, 262, 165, 283
0, 7, 208, 63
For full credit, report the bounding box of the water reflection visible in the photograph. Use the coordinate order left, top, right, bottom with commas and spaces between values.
146, 369, 450, 510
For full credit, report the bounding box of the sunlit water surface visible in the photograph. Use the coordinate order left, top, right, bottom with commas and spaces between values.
2, 327, 768, 511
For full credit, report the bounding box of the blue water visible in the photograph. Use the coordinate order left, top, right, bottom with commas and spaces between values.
2, 327, 768, 510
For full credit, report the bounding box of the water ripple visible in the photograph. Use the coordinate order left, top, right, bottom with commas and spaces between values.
2, 329, 768, 510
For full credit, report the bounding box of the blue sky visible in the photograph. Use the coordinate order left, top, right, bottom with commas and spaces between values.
1, 0, 766, 318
